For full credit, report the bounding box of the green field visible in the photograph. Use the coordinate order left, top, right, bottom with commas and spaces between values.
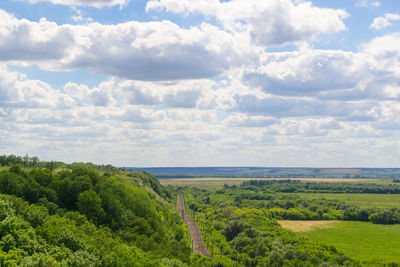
292, 193, 400, 209
300, 221, 400, 262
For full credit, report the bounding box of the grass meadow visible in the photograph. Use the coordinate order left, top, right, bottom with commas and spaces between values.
296, 221, 400, 262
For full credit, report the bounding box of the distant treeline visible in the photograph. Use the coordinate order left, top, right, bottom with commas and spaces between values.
0, 154, 119, 173
242, 180, 400, 194
222, 180, 400, 225
132, 166, 400, 179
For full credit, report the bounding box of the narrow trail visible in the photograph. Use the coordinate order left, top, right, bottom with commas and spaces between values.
177, 195, 212, 258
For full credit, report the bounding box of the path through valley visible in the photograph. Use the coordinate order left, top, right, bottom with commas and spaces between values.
177, 195, 212, 258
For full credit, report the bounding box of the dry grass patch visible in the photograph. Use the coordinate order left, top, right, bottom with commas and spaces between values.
278, 220, 339, 232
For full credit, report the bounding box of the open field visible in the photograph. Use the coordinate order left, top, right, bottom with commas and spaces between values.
296, 221, 400, 262
278, 220, 339, 232
291, 193, 400, 209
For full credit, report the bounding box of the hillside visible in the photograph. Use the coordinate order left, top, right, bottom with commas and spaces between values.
0, 163, 193, 266
2, 156, 398, 266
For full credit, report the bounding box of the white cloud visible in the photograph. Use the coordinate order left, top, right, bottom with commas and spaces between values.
355, 0, 381, 8
113, 107, 166, 123
90, 78, 220, 109
2, 69, 400, 166
0, 10, 241, 81
2, 2, 400, 167
243, 49, 364, 96
370, 13, 400, 30
362, 33, 400, 65
0, 11, 74, 62
241, 36, 400, 102
223, 114, 278, 128
0, 64, 75, 109
146, 0, 348, 47
71, 9, 93, 23
25, 0, 129, 8
233, 93, 363, 118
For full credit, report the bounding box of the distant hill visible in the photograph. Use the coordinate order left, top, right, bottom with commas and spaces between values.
128, 167, 400, 179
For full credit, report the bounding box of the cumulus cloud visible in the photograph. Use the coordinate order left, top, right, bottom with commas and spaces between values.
24, 0, 129, 8
0, 64, 75, 109
241, 36, 400, 101
370, 13, 400, 30
114, 107, 165, 123
146, 0, 348, 47
362, 33, 400, 67
89, 78, 220, 109
355, 0, 381, 8
2, 69, 400, 166
68, 21, 238, 80
63, 82, 115, 107
0, 11, 74, 62
2, 2, 400, 167
233, 94, 359, 118
243, 49, 364, 96
71, 9, 93, 23
0, 10, 239, 81
223, 114, 278, 128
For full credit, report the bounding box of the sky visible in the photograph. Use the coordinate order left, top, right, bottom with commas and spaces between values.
0, 0, 400, 167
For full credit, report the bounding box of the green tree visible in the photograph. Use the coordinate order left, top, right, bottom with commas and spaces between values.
77, 190, 105, 224
223, 220, 250, 241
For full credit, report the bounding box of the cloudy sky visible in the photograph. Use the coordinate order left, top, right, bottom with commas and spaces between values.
0, 0, 400, 167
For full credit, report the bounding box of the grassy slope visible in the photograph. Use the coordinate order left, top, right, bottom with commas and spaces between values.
301, 221, 400, 262
0, 167, 193, 265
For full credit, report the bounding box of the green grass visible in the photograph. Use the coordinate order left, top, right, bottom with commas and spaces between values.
0, 166, 9, 171
292, 193, 400, 209
301, 221, 400, 262
209, 193, 234, 204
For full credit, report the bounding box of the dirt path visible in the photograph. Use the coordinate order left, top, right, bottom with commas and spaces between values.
177, 195, 212, 258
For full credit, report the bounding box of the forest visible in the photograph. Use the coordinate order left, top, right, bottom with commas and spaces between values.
0, 154, 399, 266
0, 156, 192, 266
172, 182, 400, 266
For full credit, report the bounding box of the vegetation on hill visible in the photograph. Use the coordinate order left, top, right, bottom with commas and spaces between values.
172, 181, 400, 266
238, 180, 400, 224
177, 186, 360, 266
1, 154, 400, 266
0, 154, 119, 173
242, 179, 400, 194
0, 163, 191, 266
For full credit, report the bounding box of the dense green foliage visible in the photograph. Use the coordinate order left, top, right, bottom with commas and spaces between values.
0, 154, 119, 173
177, 186, 361, 266
216, 181, 400, 224
2, 154, 400, 266
174, 183, 400, 266
243, 180, 400, 194
0, 165, 192, 266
